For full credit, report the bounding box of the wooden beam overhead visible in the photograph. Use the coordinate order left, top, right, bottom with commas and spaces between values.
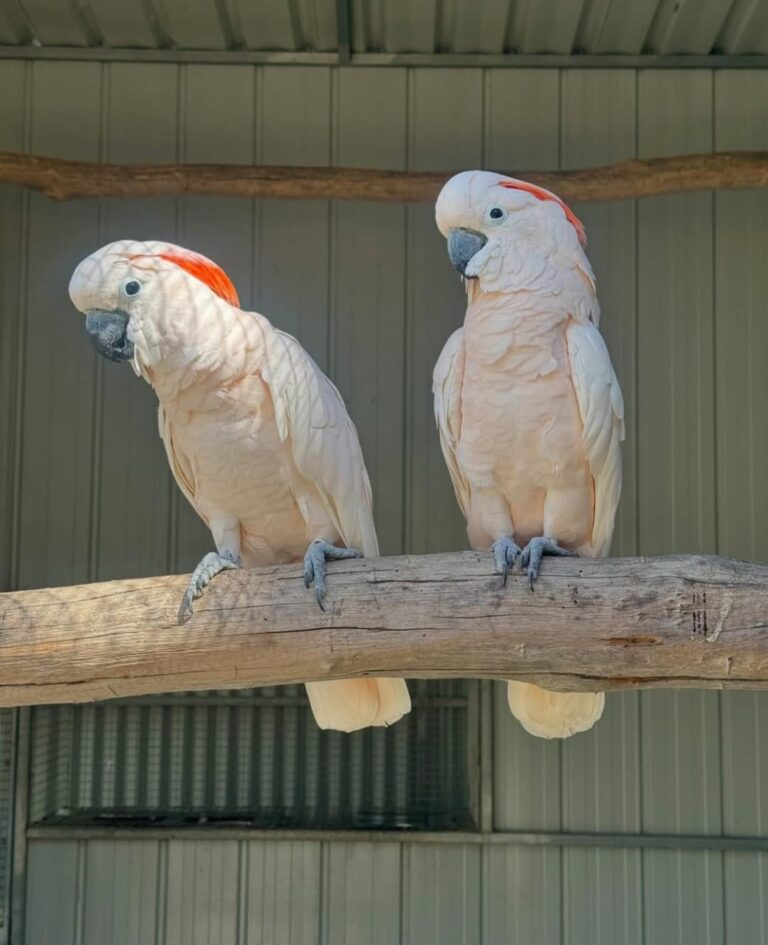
1, 150, 767, 203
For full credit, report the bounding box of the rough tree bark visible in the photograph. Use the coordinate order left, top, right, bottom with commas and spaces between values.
2, 150, 768, 203
0, 552, 766, 706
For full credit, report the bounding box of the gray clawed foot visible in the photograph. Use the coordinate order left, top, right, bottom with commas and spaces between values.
178, 550, 241, 624
491, 537, 522, 586
303, 539, 361, 610
519, 537, 577, 591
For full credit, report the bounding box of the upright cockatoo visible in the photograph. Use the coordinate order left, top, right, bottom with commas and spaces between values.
432, 172, 624, 739
69, 239, 411, 733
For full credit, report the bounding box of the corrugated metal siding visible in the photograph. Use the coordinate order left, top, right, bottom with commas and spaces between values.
0, 712, 14, 941
25, 839, 768, 944
2, 0, 768, 55
1, 62, 768, 942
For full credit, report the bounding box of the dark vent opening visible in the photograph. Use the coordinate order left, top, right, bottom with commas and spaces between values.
29, 681, 477, 832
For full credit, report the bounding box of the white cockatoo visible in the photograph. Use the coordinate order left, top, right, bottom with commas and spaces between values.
69, 239, 411, 733
432, 171, 624, 739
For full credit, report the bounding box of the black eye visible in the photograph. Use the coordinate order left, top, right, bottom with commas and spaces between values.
489, 207, 505, 220
123, 280, 141, 297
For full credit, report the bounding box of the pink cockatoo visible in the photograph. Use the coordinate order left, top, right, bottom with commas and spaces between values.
69, 239, 411, 733
432, 172, 624, 739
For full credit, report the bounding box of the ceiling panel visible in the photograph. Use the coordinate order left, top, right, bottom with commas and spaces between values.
0, 0, 760, 57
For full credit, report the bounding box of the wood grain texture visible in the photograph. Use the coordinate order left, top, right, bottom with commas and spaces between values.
2, 150, 768, 202
0, 552, 766, 705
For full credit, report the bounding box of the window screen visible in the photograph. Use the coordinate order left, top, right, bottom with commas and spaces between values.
29, 681, 476, 831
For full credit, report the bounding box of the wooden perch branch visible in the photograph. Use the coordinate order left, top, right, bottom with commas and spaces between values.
0, 552, 766, 706
2, 150, 768, 203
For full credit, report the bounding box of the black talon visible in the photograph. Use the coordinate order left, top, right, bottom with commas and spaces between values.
491, 537, 522, 587
517, 536, 577, 591
178, 550, 241, 624
303, 539, 361, 610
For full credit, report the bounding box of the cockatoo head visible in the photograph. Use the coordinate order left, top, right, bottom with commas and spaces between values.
435, 170, 587, 293
69, 239, 240, 369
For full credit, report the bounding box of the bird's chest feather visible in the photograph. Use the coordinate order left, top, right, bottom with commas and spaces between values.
458, 317, 587, 492
165, 375, 297, 516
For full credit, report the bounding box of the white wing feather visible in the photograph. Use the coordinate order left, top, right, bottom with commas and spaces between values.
432, 327, 470, 519
262, 328, 410, 732
566, 321, 625, 558
158, 405, 205, 521
261, 327, 379, 558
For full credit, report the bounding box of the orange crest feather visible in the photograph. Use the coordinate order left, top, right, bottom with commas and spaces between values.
132, 250, 240, 306
498, 179, 586, 247
157, 252, 240, 306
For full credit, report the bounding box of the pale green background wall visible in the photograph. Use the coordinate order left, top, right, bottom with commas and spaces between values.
1, 61, 767, 944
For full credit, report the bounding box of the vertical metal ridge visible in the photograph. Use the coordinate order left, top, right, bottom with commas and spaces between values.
167, 62, 184, 575
86, 60, 108, 585
326, 67, 338, 379
710, 67, 721, 555
73, 839, 86, 945
402, 67, 414, 553
154, 839, 168, 944
8, 710, 28, 945
8, 60, 32, 593
235, 839, 248, 945
319, 839, 330, 945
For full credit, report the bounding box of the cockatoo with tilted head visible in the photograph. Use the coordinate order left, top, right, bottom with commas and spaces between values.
69, 239, 411, 733
432, 172, 624, 739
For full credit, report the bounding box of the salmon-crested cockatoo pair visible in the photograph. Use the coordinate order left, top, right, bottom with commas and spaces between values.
433, 171, 624, 739
68, 240, 411, 734
69, 168, 622, 741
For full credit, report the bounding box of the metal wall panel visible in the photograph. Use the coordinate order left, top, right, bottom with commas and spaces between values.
483, 846, 562, 944
561, 69, 639, 554
0, 712, 14, 940
402, 844, 481, 945
405, 68, 482, 555
246, 840, 321, 945
324, 842, 401, 944
17, 62, 104, 591
637, 70, 716, 558
25, 840, 80, 945
0, 60, 27, 594
165, 840, 240, 945
714, 70, 768, 564
330, 67, 408, 555
82, 840, 161, 945
26, 838, 766, 945
715, 71, 768, 945
97, 63, 178, 582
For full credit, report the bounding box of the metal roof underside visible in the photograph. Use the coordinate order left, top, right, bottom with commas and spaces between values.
0, 0, 767, 59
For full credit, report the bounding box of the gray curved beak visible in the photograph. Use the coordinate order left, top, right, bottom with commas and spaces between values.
85, 309, 134, 363
447, 228, 488, 276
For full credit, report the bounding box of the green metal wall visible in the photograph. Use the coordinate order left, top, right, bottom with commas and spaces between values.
1, 61, 768, 943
